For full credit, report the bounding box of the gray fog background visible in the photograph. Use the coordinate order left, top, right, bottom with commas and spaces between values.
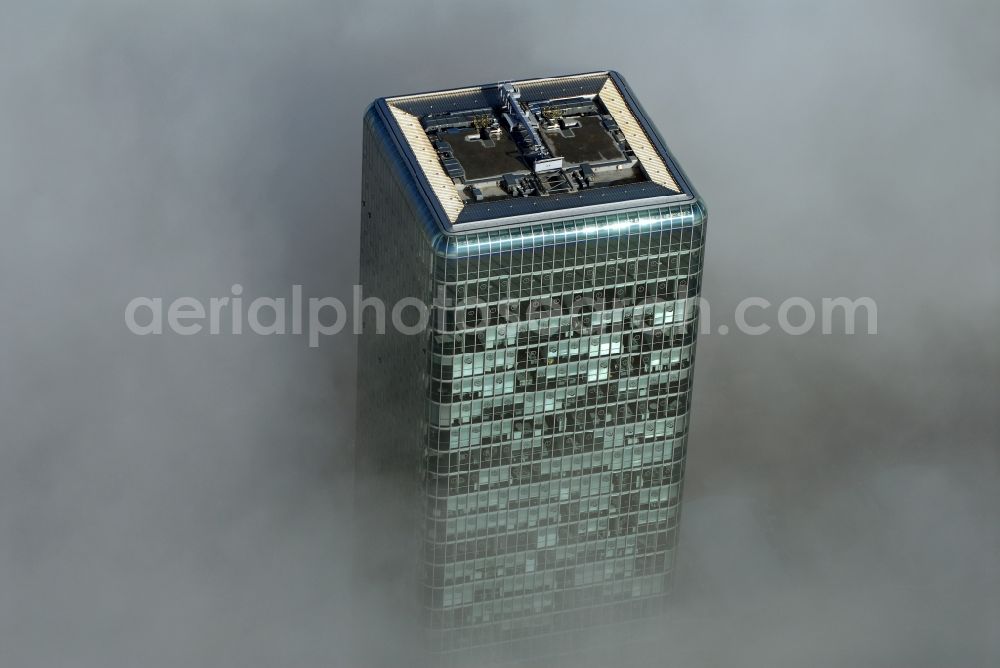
2, 1, 998, 666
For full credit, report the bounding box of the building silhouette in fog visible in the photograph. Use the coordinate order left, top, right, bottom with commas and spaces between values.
356, 71, 706, 666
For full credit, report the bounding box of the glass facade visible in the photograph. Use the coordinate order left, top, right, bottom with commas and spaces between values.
357, 72, 706, 667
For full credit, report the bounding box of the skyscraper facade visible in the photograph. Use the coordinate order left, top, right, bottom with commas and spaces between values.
356, 72, 706, 666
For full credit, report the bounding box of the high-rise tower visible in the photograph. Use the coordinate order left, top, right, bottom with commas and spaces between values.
356, 71, 706, 667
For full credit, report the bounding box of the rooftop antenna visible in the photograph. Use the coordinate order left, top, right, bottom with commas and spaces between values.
498, 82, 563, 173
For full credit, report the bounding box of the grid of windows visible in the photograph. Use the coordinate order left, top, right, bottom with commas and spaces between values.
421, 206, 705, 665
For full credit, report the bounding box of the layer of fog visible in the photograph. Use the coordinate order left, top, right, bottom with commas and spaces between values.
1, 1, 997, 666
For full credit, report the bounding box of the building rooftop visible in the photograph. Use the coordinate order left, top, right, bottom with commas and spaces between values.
375, 71, 694, 231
